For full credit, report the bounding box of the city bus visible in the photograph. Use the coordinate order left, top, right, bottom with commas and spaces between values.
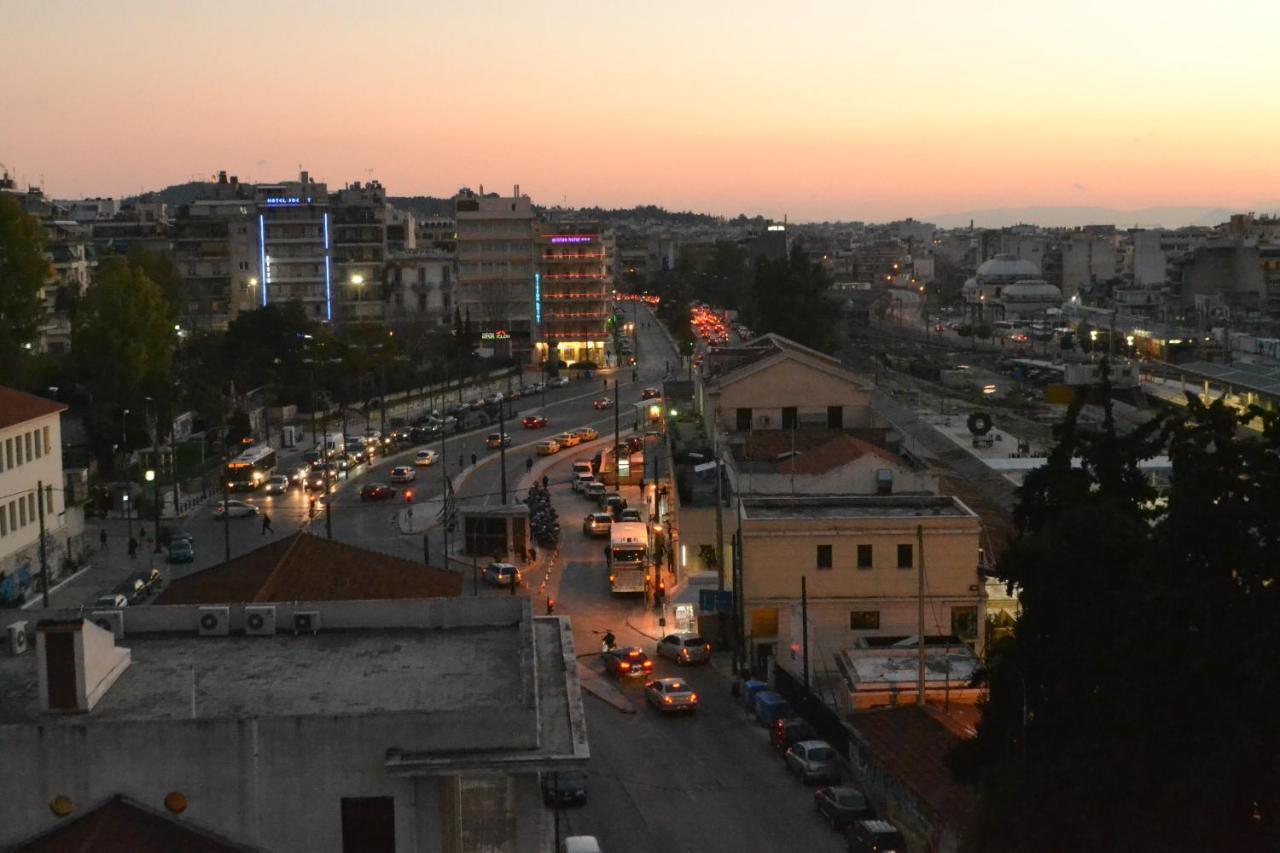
608, 522, 648, 594
225, 444, 278, 491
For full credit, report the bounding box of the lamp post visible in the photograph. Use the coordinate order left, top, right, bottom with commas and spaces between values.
146, 469, 161, 553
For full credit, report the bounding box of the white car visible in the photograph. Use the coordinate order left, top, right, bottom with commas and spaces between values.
263, 475, 290, 494
414, 449, 438, 467
550, 376, 571, 387
93, 594, 129, 609
214, 499, 259, 519
389, 466, 416, 483
644, 678, 698, 713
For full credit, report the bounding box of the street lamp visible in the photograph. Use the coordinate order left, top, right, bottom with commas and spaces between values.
146, 469, 161, 553
351, 274, 365, 286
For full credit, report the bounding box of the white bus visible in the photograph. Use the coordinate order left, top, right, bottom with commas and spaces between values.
225, 444, 278, 491
608, 522, 648, 594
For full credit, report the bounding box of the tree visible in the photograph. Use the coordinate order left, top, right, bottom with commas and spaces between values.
0, 194, 50, 385
742, 242, 836, 351
71, 256, 175, 465
956, 375, 1280, 852
126, 247, 183, 321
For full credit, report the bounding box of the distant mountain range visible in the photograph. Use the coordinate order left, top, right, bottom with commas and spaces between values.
927, 205, 1258, 229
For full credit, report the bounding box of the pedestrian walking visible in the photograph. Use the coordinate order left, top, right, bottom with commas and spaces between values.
602, 379, 607, 392
127, 537, 138, 560
470, 452, 477, 466
139, 526, 147, 543
541, 474, 549, 489
99, 528, 108, 552
459, 454, 464, 469
261, 512, 273, 535
525, 457, 533, 474
632, 369, 638, 382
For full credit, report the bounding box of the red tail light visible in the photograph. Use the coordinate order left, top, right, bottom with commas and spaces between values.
619, 662, 631, 671
642, 660, 653, 670
690, 693, 698, 702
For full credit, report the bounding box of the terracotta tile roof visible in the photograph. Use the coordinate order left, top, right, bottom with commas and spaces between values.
0, 385, 66, 431
740, 429, 900, 476
851, 705, 978, 834
155, 532, 463, 605
15, 794, 259, 852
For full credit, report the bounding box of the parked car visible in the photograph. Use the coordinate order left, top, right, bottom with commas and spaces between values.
94, 594, 129, 609
485, 432, 512, 449
572, 472, 595, 493
618, 508, 642, 523
167, 538, 195, 564
214, 499, 259, 519
540, 771, 587, 807
657, 633, 711, 665
549, 376, 570, 387
572, 461, 594, 477
814, 787, 875, 830
414, 449, 438, 467
644, 678, 698, 713
389, 466, 416, 483
359, 484, 398, 501
555, 432, 580, 448
640, 387, 661, 399
485, 393, 504, 406
592, 397, 612, 410
481, 562, 521, 587
582, 513, 613, 536
772, 717, 817, 754
603, 647, 653, 678
844, 819, 907, 853
605, 495, 628, 519
536, 440, 561, 456
754, 691, 794, 727
522, 415, 548, 429
574, 426, 599, 442
561, 837, 601, 853
785, 740, 841, 784
583, 482, 606, 502
263, 475, 290, 494
121, 568, 162, 602
627, 434, 645, 454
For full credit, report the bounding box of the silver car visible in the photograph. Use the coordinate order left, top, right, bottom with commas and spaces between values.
657, 633, 711, 665
785, 740, 841, 784
644, 678, 698, 713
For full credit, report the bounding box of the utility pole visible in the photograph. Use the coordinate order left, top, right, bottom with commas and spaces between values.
498, 404, 508, 503
801, 575, 810, 693
147, 399, 161, 552
339, 397, 349, 481
714, 429, 725, 592
37, 481, 48, 608
440, 429, 448, 567
380, 360, 388, 439
613, 380, 620, 486
917, 523, 926, 707
324, 461, 333, 540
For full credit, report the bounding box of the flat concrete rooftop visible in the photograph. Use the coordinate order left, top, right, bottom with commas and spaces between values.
743, 496, 973, 520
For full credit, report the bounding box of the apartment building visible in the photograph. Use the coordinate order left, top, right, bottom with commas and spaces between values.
535, 221, 612, 366
254, 171, 333, 321
330, 180, 389, 324
0, 387, 68, 603
454, 187, 536, 361
171, 197, 259, 330
384, 249, 454, 327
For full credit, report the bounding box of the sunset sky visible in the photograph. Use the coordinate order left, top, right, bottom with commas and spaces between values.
3, 0, 1278, 222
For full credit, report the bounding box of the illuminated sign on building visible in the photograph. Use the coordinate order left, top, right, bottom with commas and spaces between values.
550, 235, 593, 244
257, 215, 268, 307
535, 272, 542, 324
323, 212, 333, 322
767, 225, 785, 232
481, 330, 511, 340
264, 197, 310, 205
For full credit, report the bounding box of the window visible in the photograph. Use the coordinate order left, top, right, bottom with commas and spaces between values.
27, 493, 35, 523
33, 430, 41, 459
857, 544, 873, 569
5, 438, 11, 469
736, 408, 753, 431
816, 544, 832, 570
7, 502, 14, 531
781, 407, 797, 429
849, 610, 881, 630
897, 543, 913, 569
951, 606, 979, 639
42, 426, 50, 455
18, 497, 26, 527
0, 506, 6, 536
827, 406, 844, 429
340, 797, 395, 853
45, 485, 53, 515
25, 431, 33, 462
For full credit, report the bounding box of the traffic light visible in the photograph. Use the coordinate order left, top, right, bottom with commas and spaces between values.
404, 490, 413, 504
308, 496, 317, 519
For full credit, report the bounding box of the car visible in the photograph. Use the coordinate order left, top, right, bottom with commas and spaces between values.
582, 513, 613, 536
389, 465, 416, 483
263, 475, 290, 494
561, 837, 601, 853
640, 387, 661, 399
572, 461, 594, 477
540, 771, 587, 808
583, 481, 606, 502
618, 508, 642, 523
522, 415, 548, 429
167, 538, 195, 564
604, 495, 628, 518
305, 466, 334, 491
603, 646, 653, 678
120, 567, 162, 602
592, 397, 612, 410
414, 449, 438, 467
481, 562, 521, 587
644, 677, 699, 713
572, 472, 595, 493
94, 593, 129, 609
814, 786, 875, 830
626, 434, 645, 454
555, 432, 580, 448
772, 717, 818, 754
287, 465, 310, 486
844, 819, 907, 853
657, 633, 711, 665
574, 427, 599, 442
469, 398, 486, 410
302, 449, 321, 465
536, 440, 561, 456
785, 740, 841, 784
508, 388, 523, 401
550, 376, 570, 387
359, 484, 398, 501
485, 393, 504, 406
214, 499, 259, 519
485, 432, 512, 449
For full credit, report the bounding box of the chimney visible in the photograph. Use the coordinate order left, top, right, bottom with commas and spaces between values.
301, 170, 310, 185
35, 618, 131, 713
514, 184, 520, 198
218, 170, 227, 184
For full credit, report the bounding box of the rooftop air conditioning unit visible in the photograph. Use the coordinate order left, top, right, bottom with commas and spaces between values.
8, 621, 29, 655
244, 605, 276, 637
91, 610, 125, 640
197, 606, 230, 637
293, 610, 321, 635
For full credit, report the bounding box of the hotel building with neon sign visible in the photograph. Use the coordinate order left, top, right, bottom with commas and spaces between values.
535, 223, 612, 367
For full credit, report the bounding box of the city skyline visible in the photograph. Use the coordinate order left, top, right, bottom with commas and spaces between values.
4, 1, 1280, 222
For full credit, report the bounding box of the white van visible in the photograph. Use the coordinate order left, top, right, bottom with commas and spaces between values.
561, 837, 601, 853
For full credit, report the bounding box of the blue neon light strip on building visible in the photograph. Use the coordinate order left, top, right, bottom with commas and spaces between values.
535, 272, 542, 325
257, 214, 268, 307
323, 212, 333, 322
